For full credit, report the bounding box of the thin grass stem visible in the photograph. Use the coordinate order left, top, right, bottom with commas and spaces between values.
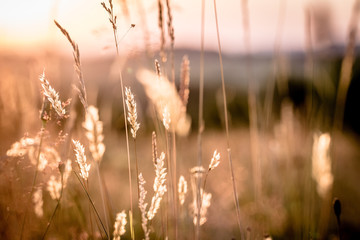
42, 173, 64, 239
134, 139, 140, 200
87, 181, 95, 238
101, 1, 135, 238
73, 171, 109, 239
96, 163, 110, 238
19, 121, 46, 240
196, 0, 206, 238
212, 0, 243, 238
165, 129, 173, 239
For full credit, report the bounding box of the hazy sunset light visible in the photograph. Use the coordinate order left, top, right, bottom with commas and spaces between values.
0, 0, 356, 56
1, 0, 360, 239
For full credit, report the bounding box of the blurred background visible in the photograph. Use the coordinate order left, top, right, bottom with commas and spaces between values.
1, 0, 360, 239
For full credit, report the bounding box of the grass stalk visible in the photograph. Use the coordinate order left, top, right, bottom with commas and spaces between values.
166, 0, 175, 85
116, 25, 135, 240
241, 0, 262, 204
195, 0, 206, 238
303, 7, 315, 239
134, 139, 140, 200
73, 171, 109, 239
212, 0, 243, 238
171, 130, 178, 239
42, 173, 64, 239
164, 129, 173, 238
55, 20, 112, 239
95, 163, 111, 238
101, 1, 135, 239
87, 182, 95, 238
163, 0, 179, 230
19, 121, 46, 240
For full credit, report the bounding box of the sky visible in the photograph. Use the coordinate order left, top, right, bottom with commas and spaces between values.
0, 0, 356, 57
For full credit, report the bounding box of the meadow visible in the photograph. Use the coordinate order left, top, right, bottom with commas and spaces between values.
1, 0, 360, 239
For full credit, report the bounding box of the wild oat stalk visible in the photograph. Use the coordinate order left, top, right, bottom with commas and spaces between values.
162, 105, 176, 239
147, 152, 168, 220
53, 24, 109, 235
19, 124, 46, 240
72, 140, 110, 239
73, 170, 109, 239
72, 140, 91, 182
164, 3, 179, 235
138, 173, 150, 240
83, 105, 111, 237
54, 20, 88, 111
165, 0, 175, 85
198, 151, 220, 226
39, 71, 66, 118
190, 166, 211, 227
20, 73, 68, 238
42, 173, 63, 240
138, 153, 167, 240
19, 73, 54, 239
101, 1, 135, 239
125, 87, 141, 199
158, 0, 166, 62
125, 87, 140, 140
53, 18, 111, 239
212, 0, 243, 238
42, 160, 72, 239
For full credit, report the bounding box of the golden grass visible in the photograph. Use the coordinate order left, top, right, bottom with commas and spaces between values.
1, 1, 360, 239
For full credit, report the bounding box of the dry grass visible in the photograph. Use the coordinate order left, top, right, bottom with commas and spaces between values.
1, 1, 360, 240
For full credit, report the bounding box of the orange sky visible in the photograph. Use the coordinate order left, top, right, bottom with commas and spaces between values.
0, 0, 356, 57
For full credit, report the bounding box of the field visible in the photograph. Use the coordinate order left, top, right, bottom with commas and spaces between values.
1, 0, 360, 239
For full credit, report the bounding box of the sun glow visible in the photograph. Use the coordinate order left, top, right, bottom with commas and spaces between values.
0, 0, 55, 47
0, 0, 355, 56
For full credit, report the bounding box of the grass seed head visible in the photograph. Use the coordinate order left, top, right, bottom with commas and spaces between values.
208, 150, 220, 171
72, 140, 91, 181
113, 210, 127, 240
125, 87, 140, 139
147, 152, 167, 220
33, 187, 43, 218
178, 175, 188, 205
179, 55, 190, 110
39, 71, 66, 118
152, 131, 158, 165
312, 132, 333, 199
83, 105, 105, 163
47, 175, 62, 200
138, 173, 150, 240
